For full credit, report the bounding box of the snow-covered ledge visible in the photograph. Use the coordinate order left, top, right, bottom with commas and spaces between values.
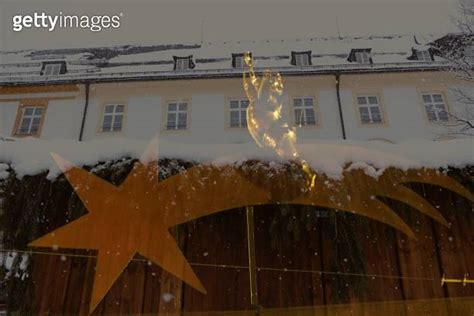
0, 138, 472, 180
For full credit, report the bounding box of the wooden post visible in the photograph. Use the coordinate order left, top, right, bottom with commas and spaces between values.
246, 206, 259, 308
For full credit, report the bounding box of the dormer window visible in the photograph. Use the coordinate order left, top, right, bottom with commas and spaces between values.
291, 51, 312, 67
41, 61, 67, 76
348, 49, 372, 64
416, 50, 432, 62
232, 53, 250, 69
355, 51, 371, 64
44, 64, 61, 75
173, 56, 195, 71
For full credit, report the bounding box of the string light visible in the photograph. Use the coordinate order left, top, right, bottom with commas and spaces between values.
243, 52, 316, 190
0, 248, 437, 282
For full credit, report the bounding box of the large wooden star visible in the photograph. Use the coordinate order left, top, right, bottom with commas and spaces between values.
28, 141, 271, 313
28, 140, 474, 313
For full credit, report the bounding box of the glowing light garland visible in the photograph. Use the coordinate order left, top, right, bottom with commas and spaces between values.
243, 52, 316, 190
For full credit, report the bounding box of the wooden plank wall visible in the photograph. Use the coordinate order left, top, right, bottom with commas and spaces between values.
18, 183, 473, 315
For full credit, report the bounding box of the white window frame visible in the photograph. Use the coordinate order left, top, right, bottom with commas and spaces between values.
421, 93, 449, 122
175, 58, 190, 71
15, 106, 45, 136
355, 51, 371, 64
356, 95, 384, 124
166, 101, 188, 130
416, 50, 432, 62
234, 55, 245, 69
229, 99, 249, 128
101, 104, 125, 133
293, 97, 317, 126
43, 63, 62, 76
294, 53, 310, 67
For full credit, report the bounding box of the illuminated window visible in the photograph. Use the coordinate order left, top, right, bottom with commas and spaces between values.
293, 97, 317, 126
101, 104, 125, 132
15, 106, 45, 136
166, 102, 188, 130
422, 93, 449, 122
229, 100, 248, 127
356, 95, 383, 124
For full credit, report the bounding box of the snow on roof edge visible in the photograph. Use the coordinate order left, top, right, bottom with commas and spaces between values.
0, 138, 472, 180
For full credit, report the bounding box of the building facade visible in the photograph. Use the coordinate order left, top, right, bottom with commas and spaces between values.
0, 34, 472, 144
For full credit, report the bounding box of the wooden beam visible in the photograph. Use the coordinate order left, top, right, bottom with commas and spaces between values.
246, 206, 259, 307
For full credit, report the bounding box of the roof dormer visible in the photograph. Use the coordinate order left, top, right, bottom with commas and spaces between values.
232, 53, 251, 69
291, 51, 312, 66
407, 48, 434, 62
348, 48, 372, 64
41, 61, 67, 76
173, 56, 195, 71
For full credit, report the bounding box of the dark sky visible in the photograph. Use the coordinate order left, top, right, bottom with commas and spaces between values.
0, 0, 459, 51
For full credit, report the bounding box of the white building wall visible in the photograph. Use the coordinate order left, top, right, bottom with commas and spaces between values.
41, 97, 84, 140
296, 89, 343, 142
0, 101, 18, 137
338, 85, 464, 142
340, 87, 426, 142
80, 94, 102, 141
0, 90, 84, 140
124, 96, 162, 140
2, 74, 470, 143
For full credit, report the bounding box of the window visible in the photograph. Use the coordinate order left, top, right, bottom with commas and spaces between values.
176, 59, 189, 71
292, 51, 311, 67
356, 95, 383, 124
166, 102, 188, 130
101, 104, 125, 132
43, 63, 62, 76
235, 56, 244, 68
416, 50, 432, 62
233, 52, 252, 69
421, 93, 449, 122
229, 100, 249, 127
295, 54, 309, 66
15, 106, 45, 136
355, 51, 371, 64
293, 97, 317, 126
173, 56, 194, 71
232, 55, 244, 69
291, 51, 312, 66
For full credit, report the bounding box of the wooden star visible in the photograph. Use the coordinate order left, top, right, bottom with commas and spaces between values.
28, 140, 474, 313
28, 140, 270, 313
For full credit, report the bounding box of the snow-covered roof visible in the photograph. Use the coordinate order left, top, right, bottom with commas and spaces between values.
0, 34, 448, 85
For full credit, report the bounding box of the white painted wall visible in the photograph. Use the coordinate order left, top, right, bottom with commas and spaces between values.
0, 101, 18, 137
296, 89, 343, 142
41, 97, 84, 140
2, 77, 471, 143
0, 91, 84, 140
